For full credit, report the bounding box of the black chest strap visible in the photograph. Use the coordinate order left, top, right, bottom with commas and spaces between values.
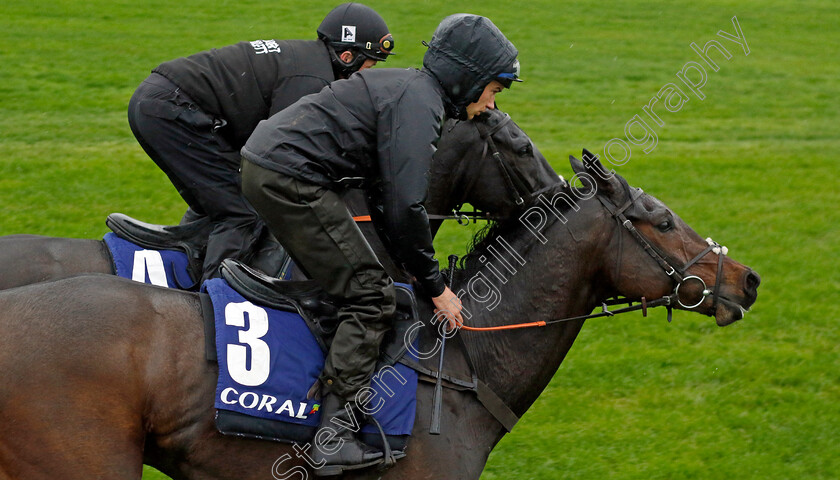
397, 344, 519, 432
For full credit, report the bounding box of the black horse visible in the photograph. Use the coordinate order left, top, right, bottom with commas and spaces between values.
0, 156, 758, 479
0, 109, 557, 290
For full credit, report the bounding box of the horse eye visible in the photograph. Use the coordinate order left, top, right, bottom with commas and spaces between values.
658, 220, 673, 232
517, 145, 532, 156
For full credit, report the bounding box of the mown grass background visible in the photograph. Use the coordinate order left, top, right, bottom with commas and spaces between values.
1, 0, 838, 478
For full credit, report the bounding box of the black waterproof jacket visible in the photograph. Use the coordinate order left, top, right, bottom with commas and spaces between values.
242, 67, 447, 296
153, 40, 335, 146
241, 15, 519, 296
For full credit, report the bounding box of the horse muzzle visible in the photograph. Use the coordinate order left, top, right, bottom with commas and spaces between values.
713, 268, 760, 327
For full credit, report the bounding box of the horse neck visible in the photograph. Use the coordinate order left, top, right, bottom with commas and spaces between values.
454, 197, 615, 415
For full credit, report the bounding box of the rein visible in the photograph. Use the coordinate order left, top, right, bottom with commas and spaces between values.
455, 182, 730, 331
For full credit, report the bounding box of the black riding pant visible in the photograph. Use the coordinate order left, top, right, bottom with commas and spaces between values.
127, 73, 265, 282
241, 159, 396, 402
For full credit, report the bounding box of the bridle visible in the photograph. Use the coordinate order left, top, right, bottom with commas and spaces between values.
455, 178, 731, 330
425, 115, 731, 326
427, 113, 543, 224
595, 181, 729, 318
423, 170, 733, 435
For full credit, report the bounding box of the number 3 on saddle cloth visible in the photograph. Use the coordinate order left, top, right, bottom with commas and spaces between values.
202, 260, 420, 452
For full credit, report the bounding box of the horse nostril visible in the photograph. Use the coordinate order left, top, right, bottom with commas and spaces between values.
744, 270, 761, 294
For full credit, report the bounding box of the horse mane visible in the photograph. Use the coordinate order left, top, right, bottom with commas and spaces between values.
457, 180, 592, 277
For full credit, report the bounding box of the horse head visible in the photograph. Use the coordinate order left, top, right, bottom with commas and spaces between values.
571, 149, 760, 326
426, 108, 560, 231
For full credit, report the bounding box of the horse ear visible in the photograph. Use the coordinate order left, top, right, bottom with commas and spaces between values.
581, 148, 613, 179
570, 154, 585, 175
569, 149, 623, 199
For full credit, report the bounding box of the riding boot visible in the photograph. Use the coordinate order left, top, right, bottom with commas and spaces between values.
312, 393, 383, 476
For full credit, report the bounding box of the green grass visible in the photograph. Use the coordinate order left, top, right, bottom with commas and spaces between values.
1, 1, 838, 479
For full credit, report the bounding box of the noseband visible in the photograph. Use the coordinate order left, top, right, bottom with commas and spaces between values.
597, 182, 729, 317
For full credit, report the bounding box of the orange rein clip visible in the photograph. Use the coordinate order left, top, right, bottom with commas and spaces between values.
353, 215, 372, 222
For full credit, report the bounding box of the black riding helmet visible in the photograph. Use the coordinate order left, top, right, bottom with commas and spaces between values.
423, 14, 522, 120
318, 3, 394, 78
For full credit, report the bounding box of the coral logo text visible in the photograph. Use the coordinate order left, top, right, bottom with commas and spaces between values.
220, 388, 314, 419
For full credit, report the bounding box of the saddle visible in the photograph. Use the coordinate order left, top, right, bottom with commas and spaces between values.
219, 259, 417, 360
106, 213, 293, 284
106, 213, 210, 282
208, 258, 521, 468
106, 212, 212, 251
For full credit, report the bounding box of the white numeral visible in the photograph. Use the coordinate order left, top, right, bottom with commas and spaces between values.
225, 302, 271, 386
132, 250, 168, 287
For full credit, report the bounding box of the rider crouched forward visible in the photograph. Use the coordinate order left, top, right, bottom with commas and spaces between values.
128, 3, 393, 284
241, 13, 522, 476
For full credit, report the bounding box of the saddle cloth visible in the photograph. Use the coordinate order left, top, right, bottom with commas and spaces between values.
202, 277, 419, 448
104, 232, 194, 289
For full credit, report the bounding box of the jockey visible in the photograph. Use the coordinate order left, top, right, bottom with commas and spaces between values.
127, 3, 394, 283
241, 14, 521, 475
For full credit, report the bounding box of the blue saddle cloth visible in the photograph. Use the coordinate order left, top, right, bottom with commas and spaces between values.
203, 277, 419, 444
104, 232, 193, 289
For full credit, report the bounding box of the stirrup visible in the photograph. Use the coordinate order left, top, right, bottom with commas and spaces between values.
314, 456, 385, 477
367, 415, 404, 471
315, 415, 404, 477
312, 430, 387, 477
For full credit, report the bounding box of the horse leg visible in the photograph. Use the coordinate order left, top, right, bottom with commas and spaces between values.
153, 340, 499, 479
0, 235, 112, 289
136, 289, 501, 480
0, 279, 148, 478
0, 386, 145, 479
367, 385, 502, 480
151, 387, 497, 480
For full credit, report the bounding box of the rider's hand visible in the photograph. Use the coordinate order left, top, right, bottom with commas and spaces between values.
432, 286, 463, 331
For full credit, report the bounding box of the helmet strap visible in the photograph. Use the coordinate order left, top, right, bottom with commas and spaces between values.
326, 44, 368, 79
443, 97, 469, 121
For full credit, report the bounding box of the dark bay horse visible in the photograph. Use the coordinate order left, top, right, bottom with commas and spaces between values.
0, 156, 759, 479
0, 109, 557, 290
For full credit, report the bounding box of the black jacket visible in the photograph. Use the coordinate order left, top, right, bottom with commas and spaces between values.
242, 68, 447, 296
153, 39, 335, 146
